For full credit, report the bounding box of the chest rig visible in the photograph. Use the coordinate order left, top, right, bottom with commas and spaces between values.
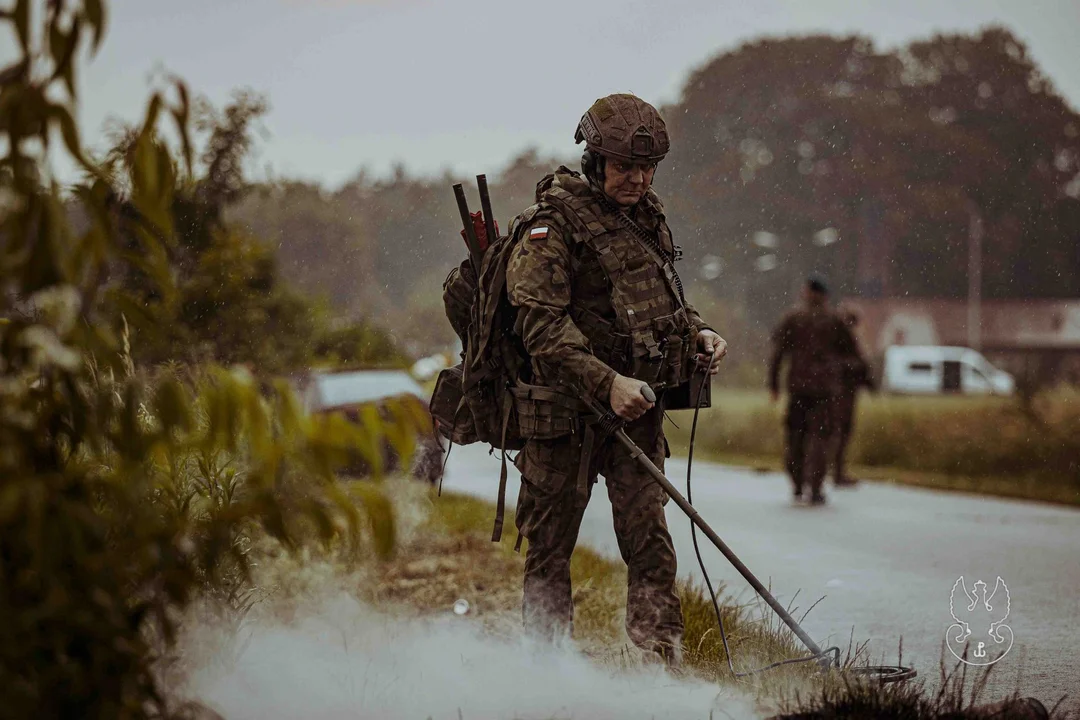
538, 178, 697, 392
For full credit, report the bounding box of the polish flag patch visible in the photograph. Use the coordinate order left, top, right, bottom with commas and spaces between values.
529, 227, 549, 239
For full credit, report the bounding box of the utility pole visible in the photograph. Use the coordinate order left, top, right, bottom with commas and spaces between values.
967, 206, 984, 351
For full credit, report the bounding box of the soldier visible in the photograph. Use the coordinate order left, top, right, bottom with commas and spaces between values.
504, 94, 726, 665
829, 306, 874, 487
768, 276, 857, 505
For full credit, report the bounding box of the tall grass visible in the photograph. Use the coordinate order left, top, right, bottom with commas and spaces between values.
420, 492, 824, 692
666, 389, 1080, 504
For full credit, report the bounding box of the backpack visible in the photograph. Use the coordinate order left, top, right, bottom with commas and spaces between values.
432, 228, 529, 450
429, 214, 536, 541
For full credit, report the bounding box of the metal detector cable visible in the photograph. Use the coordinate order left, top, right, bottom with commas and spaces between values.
685, 350, 840, 677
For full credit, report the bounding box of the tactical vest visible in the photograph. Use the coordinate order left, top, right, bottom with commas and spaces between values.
432, 171, 704, 543
529, 174, 698, 393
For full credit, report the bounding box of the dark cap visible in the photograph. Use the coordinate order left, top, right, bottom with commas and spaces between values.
806, 275, 828, 294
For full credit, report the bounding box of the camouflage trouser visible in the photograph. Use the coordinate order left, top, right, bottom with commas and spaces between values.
829, 391, 857, 482
785, 394, 832, 496
513, 405, 682, 656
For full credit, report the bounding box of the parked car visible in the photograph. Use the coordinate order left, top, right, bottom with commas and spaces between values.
410, 352, 452, 381
882, 346, 1015, 396
297, 369, 445, 483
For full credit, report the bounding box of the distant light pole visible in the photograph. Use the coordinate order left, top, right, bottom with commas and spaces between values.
967, 206, 983, 351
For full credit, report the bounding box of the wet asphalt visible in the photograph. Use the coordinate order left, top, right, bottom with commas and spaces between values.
441, 443, 1080, 709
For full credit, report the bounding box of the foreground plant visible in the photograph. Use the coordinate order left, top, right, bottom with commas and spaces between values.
0, 2, 426, 717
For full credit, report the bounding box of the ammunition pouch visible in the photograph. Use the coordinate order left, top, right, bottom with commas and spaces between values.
442, 260, 476, 349
627, 313, 695, 389
512, 381, 586, 440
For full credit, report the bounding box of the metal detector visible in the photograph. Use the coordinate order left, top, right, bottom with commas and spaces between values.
583, 383, 916, 684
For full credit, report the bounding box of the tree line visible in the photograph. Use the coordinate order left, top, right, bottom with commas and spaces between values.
226, 26, 1080, 362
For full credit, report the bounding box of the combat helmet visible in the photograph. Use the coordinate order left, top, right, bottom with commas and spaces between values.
574, 93, 670, 163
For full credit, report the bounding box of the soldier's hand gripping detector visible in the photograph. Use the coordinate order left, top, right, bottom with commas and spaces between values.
580, 384, 833, 667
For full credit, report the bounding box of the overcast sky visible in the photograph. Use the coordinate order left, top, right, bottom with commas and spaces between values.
58, 0, 1080, 186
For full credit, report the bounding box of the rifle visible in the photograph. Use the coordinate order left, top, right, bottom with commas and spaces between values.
453, 183, 484, 275
452, 174, 499, 275
476, 174, 498, 249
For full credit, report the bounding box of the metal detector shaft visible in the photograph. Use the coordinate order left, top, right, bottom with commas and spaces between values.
602, 414, 825, 658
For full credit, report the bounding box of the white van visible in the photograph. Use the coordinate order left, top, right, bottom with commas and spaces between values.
882, 346, 1015, 396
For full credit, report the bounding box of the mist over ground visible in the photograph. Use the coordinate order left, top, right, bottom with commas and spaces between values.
177, 589, 756, 720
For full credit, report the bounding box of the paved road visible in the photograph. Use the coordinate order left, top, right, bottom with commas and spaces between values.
441, 444, 1080, 708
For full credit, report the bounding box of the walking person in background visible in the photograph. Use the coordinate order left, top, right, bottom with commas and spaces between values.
768, 276, 858, 505
830, 306, 875, 488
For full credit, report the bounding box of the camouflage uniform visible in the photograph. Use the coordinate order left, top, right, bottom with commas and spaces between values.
830, 315, 874, 485
505, 167, 711, 656
768, 303, 858, 499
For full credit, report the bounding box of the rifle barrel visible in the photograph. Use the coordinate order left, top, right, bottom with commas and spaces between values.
453, 183, 483, 273
476, 174, 497, 249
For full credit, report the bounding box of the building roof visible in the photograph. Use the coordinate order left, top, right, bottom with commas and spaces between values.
847, 298, 1080, 353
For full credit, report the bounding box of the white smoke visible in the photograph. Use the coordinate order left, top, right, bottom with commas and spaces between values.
176, 590, 759, 720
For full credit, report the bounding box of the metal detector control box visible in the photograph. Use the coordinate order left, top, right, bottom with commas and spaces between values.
663, 377, 711, 411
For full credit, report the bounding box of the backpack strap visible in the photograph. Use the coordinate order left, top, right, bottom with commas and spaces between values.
490, 389, 514, 542
471, 218, 534, 364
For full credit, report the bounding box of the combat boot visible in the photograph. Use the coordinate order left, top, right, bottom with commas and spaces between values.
653, 641, 684, 674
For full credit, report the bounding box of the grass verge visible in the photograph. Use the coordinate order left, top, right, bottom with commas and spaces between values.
666, 389, 1080, 507
361, 488, 1075, 718
369, 489, 815, 697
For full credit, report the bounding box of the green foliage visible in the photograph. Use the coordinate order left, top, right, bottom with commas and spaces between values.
116, 223, 322, 374
313, 319, 410, 369
0, 3, 427, 717
99, 89, 407, 375
228, 180, 384, 317
227, 150, 570, 359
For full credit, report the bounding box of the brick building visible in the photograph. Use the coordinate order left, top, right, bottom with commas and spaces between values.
844, 298, 1080, 384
